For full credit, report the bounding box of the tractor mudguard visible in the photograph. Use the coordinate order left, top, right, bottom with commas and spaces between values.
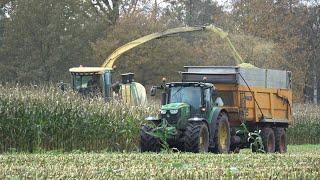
145, 116, 161, 125
188, 117, 209, 130
208, 107, 227, 140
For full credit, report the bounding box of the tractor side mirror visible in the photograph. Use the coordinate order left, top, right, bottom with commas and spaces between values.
150, 87, 157, 96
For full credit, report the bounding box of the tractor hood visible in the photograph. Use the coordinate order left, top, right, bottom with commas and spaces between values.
160, 103, 191, 128
161, 103, 189, 110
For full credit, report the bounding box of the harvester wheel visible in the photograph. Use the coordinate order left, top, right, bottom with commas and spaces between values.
213, 112, 231, 153
140, 125, 161, 152
261, 127, 275, 153
275, 128, 287, 153
184, 122, 209, 153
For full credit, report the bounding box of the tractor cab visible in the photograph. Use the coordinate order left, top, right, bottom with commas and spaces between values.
69, 67, 112, 98
150, 82, 218, 126
164, 82, 215, 115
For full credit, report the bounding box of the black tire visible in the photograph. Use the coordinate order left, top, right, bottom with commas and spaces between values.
230, 129, 240, 153
261, 127, 275, 153
251, 145, 258, 153
275, 128, 287, 153
184, 122, 209, 153
230, 146, 240, 153
140, 125, 161, 152
213, 112, 231, 153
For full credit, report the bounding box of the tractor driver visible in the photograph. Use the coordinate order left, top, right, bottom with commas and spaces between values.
87, 75, 99, 93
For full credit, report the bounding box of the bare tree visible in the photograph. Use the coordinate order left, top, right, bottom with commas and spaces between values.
91, 0, 120, 24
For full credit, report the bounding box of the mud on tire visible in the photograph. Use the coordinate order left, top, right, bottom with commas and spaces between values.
212, 112, 231, 153
184, 122, 209, 153
275, 128, 287, 153
261, 127, 275, 153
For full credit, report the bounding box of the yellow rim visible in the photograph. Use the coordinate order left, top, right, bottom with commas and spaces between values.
219, 123, 227, 150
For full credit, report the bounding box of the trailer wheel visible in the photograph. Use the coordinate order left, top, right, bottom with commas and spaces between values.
140, 125, 161, 152
275, 128, 287, 153
184, 122, 209, 153
230, 146, 240, 153
261, 127, 275, 153
213, 112, 231, 153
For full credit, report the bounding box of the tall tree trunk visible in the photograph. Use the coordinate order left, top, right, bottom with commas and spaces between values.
186, 0, 193, 26
111, 0, 120, 24
313, 69, 318, 104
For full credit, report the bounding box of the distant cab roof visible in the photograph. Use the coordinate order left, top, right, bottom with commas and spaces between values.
69, 67, 112, 73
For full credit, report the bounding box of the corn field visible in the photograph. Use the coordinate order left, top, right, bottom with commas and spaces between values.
0, 85, 319, 153
0, 85, 153, 152
287, 104, 320, 144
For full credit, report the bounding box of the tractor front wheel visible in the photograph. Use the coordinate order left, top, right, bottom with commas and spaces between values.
140, 125, 161, 152
261, 127, 275, 153
184, 122, 209, 153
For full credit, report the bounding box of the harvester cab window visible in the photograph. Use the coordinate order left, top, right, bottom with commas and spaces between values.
73, 74, 101, 92
87, 75, 99, 89
74, 75, 92, 90
170, 86, 202, 113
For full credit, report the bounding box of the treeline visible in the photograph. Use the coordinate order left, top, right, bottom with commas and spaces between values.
0, 0, 319, 102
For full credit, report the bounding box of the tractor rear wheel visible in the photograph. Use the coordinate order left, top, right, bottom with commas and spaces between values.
184, 122, 209, 153
140, 125, 161, 152
213, 112, 231, 153
261, 127, 275, 153
275, 128, 287, 153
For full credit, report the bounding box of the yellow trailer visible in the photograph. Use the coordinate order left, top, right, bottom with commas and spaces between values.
182, 66, 292, 153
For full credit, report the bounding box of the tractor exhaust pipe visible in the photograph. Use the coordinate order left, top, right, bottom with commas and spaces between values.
161, 92, 167, 105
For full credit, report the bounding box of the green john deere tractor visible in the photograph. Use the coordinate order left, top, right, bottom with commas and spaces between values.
140, 81, 231, 153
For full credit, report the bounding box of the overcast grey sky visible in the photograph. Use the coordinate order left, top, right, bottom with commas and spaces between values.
156, 0, 233, 11
157, 0, 319, 9
158, 0, 232, 7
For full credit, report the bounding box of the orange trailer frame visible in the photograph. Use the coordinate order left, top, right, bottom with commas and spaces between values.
216, 84, 292, 127
183, 66, 292, 128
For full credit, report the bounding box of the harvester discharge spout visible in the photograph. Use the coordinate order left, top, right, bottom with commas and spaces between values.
102, 24, 250, 69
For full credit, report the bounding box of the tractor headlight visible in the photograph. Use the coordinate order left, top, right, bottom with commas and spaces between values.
160, 109, 167, 114
170, 109, 179, 114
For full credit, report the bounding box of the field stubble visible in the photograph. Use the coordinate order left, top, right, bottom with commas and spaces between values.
0, 145, 319, 179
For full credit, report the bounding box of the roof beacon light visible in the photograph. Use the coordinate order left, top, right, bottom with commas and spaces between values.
203, 76, 208, 82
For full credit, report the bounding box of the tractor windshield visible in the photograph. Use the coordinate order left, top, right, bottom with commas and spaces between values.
169, 86, 201, 112
72, 74, 101, 95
